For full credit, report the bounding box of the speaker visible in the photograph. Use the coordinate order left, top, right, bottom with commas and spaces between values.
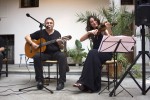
135, 0, 150, 26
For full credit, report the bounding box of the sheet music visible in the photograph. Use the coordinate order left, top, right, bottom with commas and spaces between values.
98, 35, 136, 53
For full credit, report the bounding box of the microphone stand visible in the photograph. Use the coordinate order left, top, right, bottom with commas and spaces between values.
19, 13, 53, 93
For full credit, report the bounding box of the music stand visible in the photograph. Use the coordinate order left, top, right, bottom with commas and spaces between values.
109, 25, 150, 96
98, 35, 136, 96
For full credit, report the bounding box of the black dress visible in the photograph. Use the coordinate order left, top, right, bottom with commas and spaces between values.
77, 33, 112, 92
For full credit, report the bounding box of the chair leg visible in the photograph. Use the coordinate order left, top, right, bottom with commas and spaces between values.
48, 63, 50, 82
6, 61, 8, 77
44, 63, 51, 85
1, 60, 8, 77
56, 63, 59, 87
107, 64, 110, 90
19, 55, 22, 67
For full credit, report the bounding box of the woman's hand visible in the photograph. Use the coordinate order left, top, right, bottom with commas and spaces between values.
104, 21, 112, 29
104, 21, 112, 36
88, 29, 98, 36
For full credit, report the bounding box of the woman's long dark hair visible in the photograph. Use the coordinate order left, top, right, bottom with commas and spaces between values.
86, 16, 100, 31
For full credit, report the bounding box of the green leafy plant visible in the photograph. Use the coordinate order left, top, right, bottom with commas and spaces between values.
131, 64, 142, 78
76, 11, 101, 23
108, 53, 129, 78
76, 2, 134, 36
67, 40, 87, 64
100, 2, 134, 36
117, 53, 129, 72
100, 1, 119, 24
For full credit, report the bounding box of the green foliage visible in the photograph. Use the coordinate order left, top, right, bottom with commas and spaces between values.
100, 2, 134, 36
112, 8, 134, 35
100, 2, 119, 24
131, 64, 142, 78
76, 1, 134, 36
67, 40, 87, 64
117, 53, 129, 71
117, 54, 142, 78
76, 11, 100, 23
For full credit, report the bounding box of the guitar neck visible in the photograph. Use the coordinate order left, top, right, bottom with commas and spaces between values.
40, 39, 56, 47
39, 35, 71, 47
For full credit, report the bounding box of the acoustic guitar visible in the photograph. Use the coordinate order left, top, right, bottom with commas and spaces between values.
25, 35, 72, 58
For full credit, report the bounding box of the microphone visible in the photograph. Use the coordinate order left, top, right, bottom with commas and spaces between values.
26, 13, 46, 28
26, 13, 30, 17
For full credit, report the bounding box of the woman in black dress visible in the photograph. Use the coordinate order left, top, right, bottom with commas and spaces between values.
73, 16, 113, 93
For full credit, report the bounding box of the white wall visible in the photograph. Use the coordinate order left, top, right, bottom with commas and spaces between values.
0, 0, 110, 64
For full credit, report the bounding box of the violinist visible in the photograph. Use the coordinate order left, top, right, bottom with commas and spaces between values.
73, 15, 113, 93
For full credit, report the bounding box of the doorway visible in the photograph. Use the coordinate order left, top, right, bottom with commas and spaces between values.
0, 34, 14, 64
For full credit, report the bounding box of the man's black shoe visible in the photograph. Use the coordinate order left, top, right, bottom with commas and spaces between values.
37, 81, 43, 90
56, 82, 64, 90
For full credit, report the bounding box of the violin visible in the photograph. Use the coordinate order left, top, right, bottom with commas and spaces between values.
88, 22, 117, 37
97, 22, 117, 32
97, 23, 107, 32
88, 23, 106, 38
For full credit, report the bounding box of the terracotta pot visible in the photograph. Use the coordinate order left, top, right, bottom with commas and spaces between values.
106, 63, 123, 78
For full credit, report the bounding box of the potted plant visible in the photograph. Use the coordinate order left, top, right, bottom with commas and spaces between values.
67, 39, 87, 66
118, 53, 129, 72
107, 53, 129, 78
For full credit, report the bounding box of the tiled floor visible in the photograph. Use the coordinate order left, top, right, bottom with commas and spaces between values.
0, 64, 150, 100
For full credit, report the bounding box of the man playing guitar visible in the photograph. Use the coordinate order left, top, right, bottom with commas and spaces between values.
25, 17, 69, 90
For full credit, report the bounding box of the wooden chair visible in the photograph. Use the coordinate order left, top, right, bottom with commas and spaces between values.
27, 41, 67, 89
99, 59, 118, 94
43, 60, 59, 88
43, 40, 68, 89
0, 48, 9, 77
0, 58, 8, 77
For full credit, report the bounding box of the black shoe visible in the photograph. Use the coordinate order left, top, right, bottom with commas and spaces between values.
37, 81, 43, 90
56, 82, 64, 90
